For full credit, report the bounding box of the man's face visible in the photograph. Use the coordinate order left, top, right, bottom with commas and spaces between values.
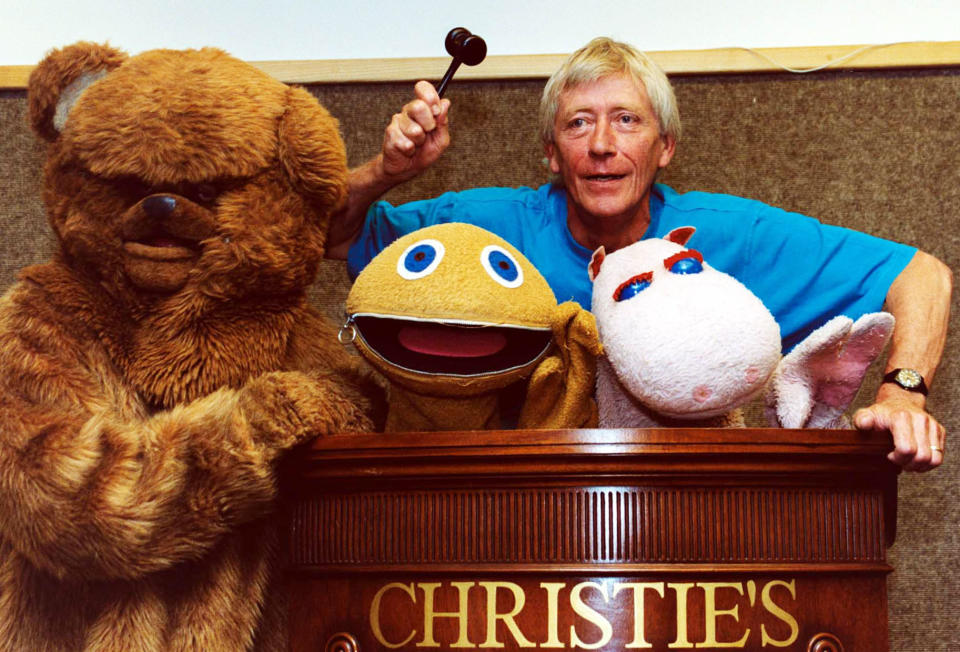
546, 73, 675, 227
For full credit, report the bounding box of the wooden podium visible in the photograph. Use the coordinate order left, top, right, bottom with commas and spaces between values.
282, 429, 898, 651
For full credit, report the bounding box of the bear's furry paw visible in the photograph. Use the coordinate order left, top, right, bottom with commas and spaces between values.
240, 370, 374, 452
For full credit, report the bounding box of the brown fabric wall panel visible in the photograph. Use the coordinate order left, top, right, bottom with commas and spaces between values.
309, 80, 553, 202
1, 70, 958, 650
666, 70, 960, 249
0, 91, 53, 285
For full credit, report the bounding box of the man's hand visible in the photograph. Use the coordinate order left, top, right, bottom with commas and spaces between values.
853, 249, 952, 472
325, 81, 451, 259
854, 392, 945, 472
382, 80, 451, 181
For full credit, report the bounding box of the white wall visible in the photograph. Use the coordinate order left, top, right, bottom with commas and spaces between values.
3, 0, 958, 65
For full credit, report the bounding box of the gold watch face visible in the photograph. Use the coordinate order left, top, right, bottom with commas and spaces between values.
896, 368, 922, 388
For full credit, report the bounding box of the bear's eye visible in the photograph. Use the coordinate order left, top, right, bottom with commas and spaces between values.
192, 184, 218, 204
73, 166, 93, 181
397, 239, 444, 280
114, 175, 150, 199
480, 245, 524, 288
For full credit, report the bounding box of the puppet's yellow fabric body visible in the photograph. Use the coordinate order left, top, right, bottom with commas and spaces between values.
346, 222, 601, 431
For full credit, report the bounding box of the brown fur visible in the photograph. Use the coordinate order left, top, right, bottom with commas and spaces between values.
0, 42, 382, 650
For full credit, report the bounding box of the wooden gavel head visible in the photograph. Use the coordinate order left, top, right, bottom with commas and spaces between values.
445, 27, 487, 66
437, 27, 487, 97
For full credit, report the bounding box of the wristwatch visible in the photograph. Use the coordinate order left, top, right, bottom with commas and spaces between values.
882, 368, 929, 395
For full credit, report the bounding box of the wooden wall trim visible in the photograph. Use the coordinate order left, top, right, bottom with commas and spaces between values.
0, 65, 32, 90
2, 41, 958, 89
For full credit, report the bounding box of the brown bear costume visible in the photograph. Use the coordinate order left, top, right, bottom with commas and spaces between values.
0, 43, 380, 650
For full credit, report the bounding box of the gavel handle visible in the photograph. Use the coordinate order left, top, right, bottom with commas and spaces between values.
436, 59, 462, 98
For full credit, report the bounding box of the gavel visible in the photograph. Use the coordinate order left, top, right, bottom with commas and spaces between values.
436, 27, 487, 98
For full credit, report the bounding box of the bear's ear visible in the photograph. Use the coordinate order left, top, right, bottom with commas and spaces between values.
277, 86, 349, 216
27, 42, 127, 141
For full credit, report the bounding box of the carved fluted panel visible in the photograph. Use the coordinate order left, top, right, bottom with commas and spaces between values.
288, 486, 884, 567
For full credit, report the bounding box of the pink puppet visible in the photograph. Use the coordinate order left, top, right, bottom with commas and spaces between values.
589, 227, 894, 429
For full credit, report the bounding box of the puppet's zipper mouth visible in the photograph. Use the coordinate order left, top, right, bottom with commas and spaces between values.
341, 314, 552, 378
397, 323, 508, 358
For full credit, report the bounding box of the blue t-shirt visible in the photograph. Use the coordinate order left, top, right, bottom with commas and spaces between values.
348, 183, 915, 351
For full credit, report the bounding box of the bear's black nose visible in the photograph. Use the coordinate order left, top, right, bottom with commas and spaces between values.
142, 195, 177, 219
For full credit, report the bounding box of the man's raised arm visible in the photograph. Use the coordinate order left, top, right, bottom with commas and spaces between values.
326, 81, 451, 259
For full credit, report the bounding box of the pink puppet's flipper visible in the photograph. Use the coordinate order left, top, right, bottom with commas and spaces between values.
765, 312, 895, 429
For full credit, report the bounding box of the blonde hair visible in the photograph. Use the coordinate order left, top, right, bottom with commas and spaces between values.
539, 37, 681, 145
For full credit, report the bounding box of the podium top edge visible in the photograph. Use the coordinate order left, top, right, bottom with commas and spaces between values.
288, 429, 899, 486
309, 427, 892, 455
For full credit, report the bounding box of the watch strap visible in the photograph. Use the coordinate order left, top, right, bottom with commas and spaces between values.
882, 368, 929, 395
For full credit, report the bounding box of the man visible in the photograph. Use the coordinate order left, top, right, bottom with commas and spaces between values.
326, 37, 951, 472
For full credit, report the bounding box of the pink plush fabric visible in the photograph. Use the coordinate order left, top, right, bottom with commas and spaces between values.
590, 228, 894, 429
590, 229, 780, 425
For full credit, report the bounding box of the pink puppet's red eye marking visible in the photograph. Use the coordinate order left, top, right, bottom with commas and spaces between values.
663, 249, 704, 275
613, 272, 653, 301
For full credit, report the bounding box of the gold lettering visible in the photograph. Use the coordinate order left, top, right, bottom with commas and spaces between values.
371, 582, 417, 649
613, 582, 665, 649
760, 580, 799, 648
569, 581, 613, 649
417, 581, 475, 648
667, 582, 695, 649
539, 582, 566, 648
699, 582, 750, 648
373, 576, 801, 650
479, 581, 536, 648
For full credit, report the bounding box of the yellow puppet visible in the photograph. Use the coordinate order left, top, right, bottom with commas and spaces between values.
344, 222, 601, 431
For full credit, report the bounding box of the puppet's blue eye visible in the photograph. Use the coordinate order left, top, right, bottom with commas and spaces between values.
488, 251, 518, 282
396, 239, 444, 280
614, 274, 652, 301
669, 257, 703, 274
481, 245, 524, 288
664, 249, 704, 275
405, 244, 436, 272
